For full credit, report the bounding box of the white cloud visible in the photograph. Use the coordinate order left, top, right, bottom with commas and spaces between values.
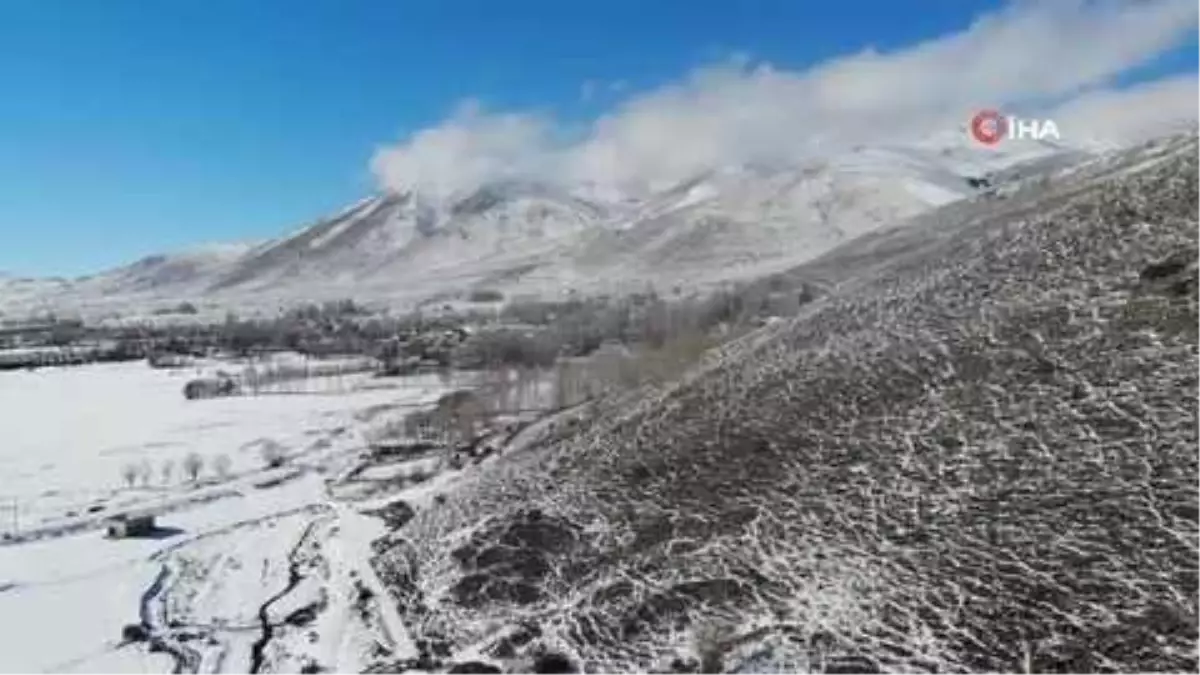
1050, 74, 1199, 147
801, 0, 1198, 116
372, 0, 1198, 199
369, 100, 557, 201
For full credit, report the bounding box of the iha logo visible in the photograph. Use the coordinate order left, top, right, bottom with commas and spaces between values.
970, 109, 1060, 145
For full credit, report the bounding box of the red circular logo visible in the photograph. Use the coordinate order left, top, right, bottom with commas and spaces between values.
970, 110, 1006, 146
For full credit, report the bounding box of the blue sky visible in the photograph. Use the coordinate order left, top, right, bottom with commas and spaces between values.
0, 0, 1195, 277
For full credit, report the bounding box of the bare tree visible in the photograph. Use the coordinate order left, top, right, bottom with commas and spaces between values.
515, 366, 538, 410
553, 360, 577, 408
213, 453, 233, 479
182, 452, 204, 483
138, 460, 154, 487
500, 367, 519, 413
481, 368, 507, 414
453, 404, 478, 447
121, 463, 138, 488
430, 390, 482, 449
161, 459, 175, 486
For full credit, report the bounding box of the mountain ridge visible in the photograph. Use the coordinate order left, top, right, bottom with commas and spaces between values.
0, 133, 1141, 320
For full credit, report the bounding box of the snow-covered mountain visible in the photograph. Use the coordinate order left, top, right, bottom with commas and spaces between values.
0, 133, 1100, 320
87, 241, 258, 295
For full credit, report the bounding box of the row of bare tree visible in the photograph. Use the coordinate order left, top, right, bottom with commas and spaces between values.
118, 443, 289, 489
120, 453, 211, 488
383, 326, 727, 454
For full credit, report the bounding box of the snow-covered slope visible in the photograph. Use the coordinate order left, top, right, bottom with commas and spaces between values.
0, 133, 1094, 319
91, 242, 259, 295
372, 131, 1199, 675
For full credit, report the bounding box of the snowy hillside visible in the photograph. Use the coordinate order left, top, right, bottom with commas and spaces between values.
0, 133, 1084, 320
371, 132, 1199, 674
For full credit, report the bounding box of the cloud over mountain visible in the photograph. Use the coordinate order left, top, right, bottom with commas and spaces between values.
372, 0, 1197, 200
1051, 73, 1200, 147
370, 100, 557, 203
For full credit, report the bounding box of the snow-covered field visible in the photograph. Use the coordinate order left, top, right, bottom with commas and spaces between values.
0, 360, 462, 673
0, 360, 433, 529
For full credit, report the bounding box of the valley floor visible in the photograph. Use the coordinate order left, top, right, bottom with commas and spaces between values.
0, 361, 486, 673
